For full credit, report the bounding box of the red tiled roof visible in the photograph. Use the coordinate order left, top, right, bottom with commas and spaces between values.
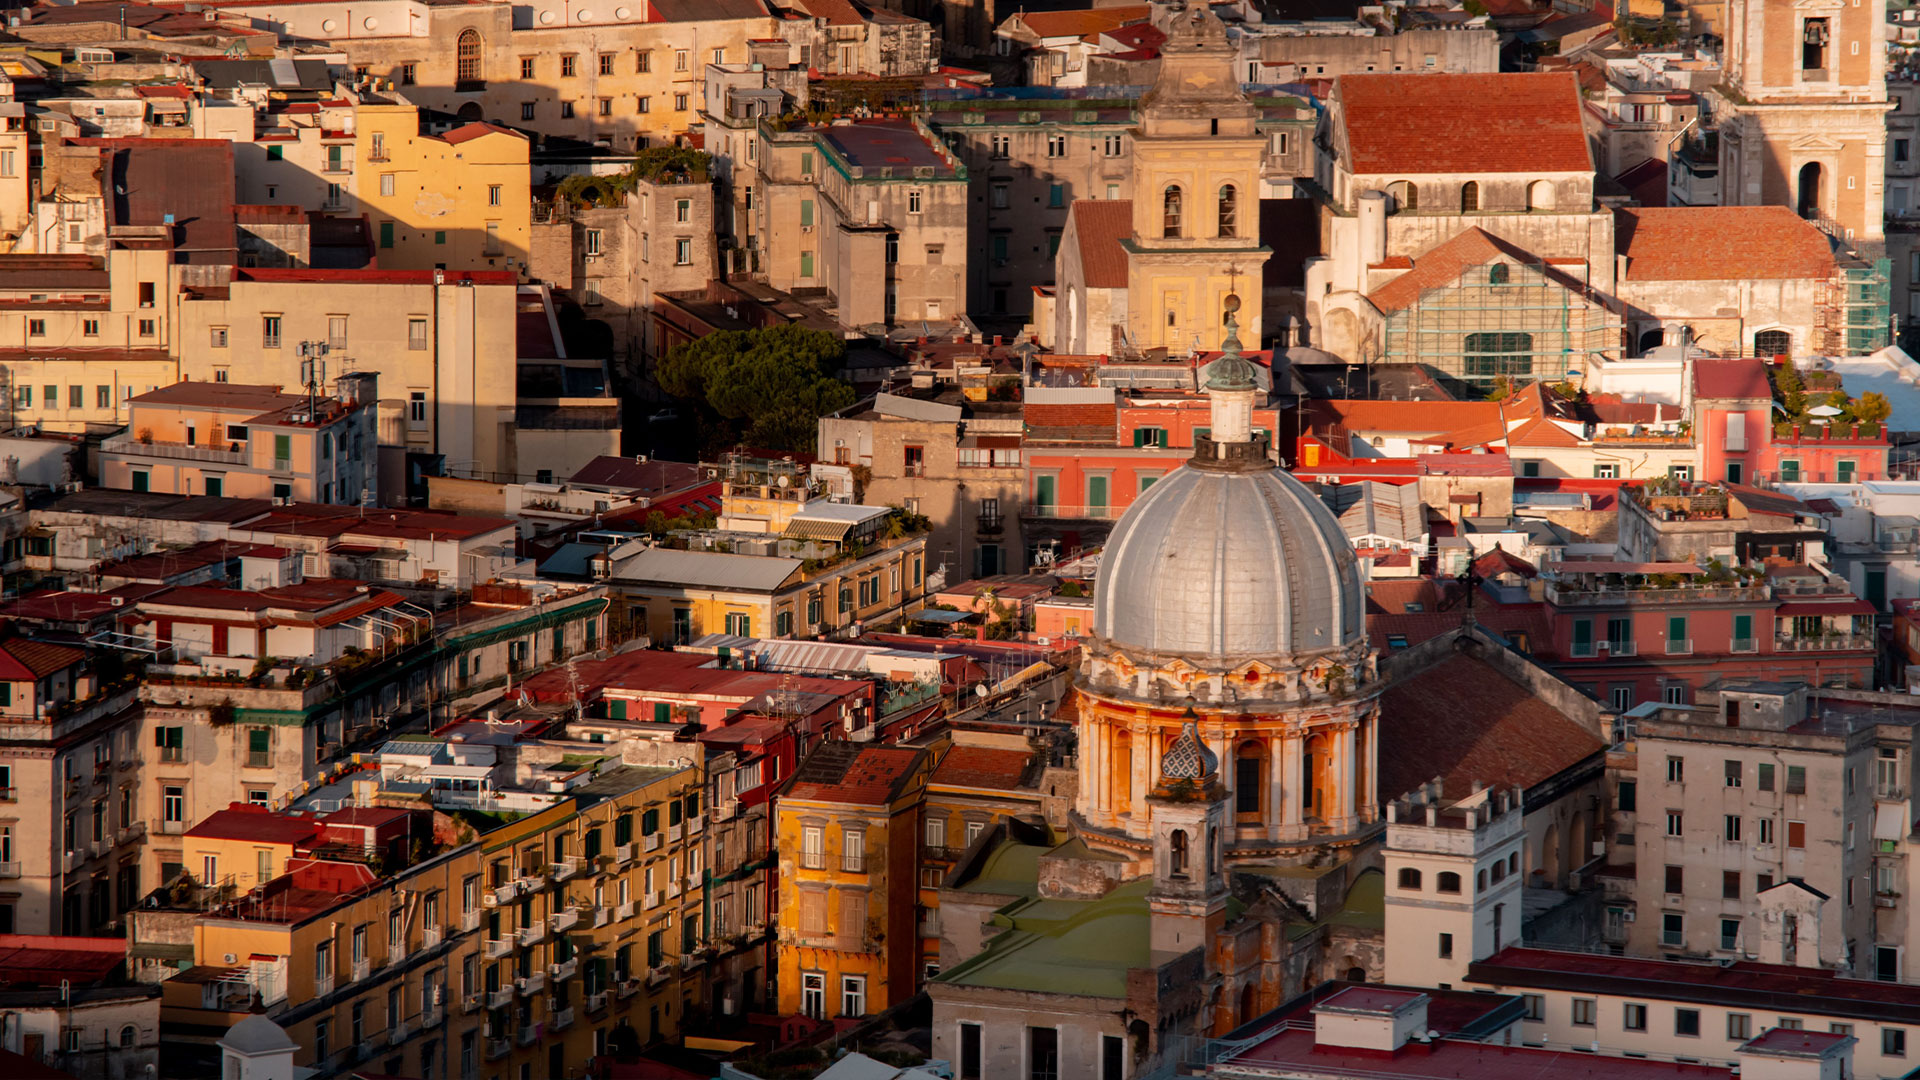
1692, 357, 1772, 400
1368, 228, 1563, 314
1025, 401, 1116, 437
931, 746, 1035, 791
1616, 207, 1834, 282
1071, 199, 1131, 290
784, 743, 924, 805
1310, 398, 1503, 437
1471, 945, 1920, 1020
1505, 416, 1583, 448
438, 121, 526, 145
1015, 4, 1149, 38
1378, 652, 1604, 800
0, 636, 85, 680
236, 268, 516, 285
185, 804, 323, 845
0, 934, 126, 985
1337, 72, 1590, 175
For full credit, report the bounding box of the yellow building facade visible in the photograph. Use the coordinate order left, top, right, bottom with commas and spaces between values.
775, 744, 931, 1022
353, 105, 532, 274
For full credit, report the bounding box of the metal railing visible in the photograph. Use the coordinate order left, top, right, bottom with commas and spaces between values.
1664, 638, 1693, 656
100, 434, 248, 465
1020, 503, 1120, 520
1776, 632, 1876, 651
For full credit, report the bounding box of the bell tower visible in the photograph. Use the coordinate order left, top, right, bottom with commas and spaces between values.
1714, 0, 1890, 244
1125, 2, 1271, 355
1147, 710, 1231, 960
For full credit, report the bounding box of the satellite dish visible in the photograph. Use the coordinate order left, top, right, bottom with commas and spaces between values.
975, 684, 989, 698
777, 475, 790, 488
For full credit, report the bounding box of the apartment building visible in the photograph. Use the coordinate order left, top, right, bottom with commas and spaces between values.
98, 380, 379, 506
1692, 358, 1891, 487
0, 637, 141, 936
354, 109, 531, 274
0, 249, 179, 434
1619, 684, 1905, 976
174, 268, 519, 484
776, 742, 931, 1020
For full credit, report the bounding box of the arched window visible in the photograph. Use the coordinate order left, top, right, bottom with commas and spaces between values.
457, 29, 483, 83
119, 1025, 137, 1049
1397, 867, 1423, 890
1217, 183, 1238, 238
1508, 852, 1520, 874
1527, 179, 1555, 211
1487, 263, 1510, 286
1460, 181, 1479, 212
1491, 861, 1506, 883
1477, 868, 1489, 890
1387, 180, 1417, 211
1754, 329, 1792, 358
1169, 829, 1189, 877
1162, 185, 1184, 238
1234, 741, 1264, 818
1437, 871, 1462, 894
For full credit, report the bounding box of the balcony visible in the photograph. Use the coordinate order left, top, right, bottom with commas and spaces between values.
552, 908, 581, 933
485, 987, 513, 1009
550, 856, 583, 882
666, 879, 682, 899
61, 849, 84, 873
514, 871, 547, 894
484, 937, 513, 960
668, 822, 684, 842
517, 972, 546, 996
615, 842, 634, 865
423, 926, 443, 949
518, 922, 547, 947
455, 78, 487, 94
550, 957, 578, 981
101, 432, 248, 466
1665, 638, 1693, 656
802, 850, 825, 870
421, 1004, 442, 1029
552, 1007, 575, 1031
315, 973, 336, 998
688, 814, 705, 835
644, 833, 662, 852
90, 837, 112, 859
592, 905, 611, 929
1545, 581, 1771, 607
1777, 632, 1876, 652
1599, 640, 1637, 658
161, 819, 186, 835
1021, 503, 1120, 521
616, 978, 641, 1000
686, 873, 702, 892
461, 910, 482, 933
486, 882, 521, 907
0, 861, 18, 878
389, 1021, 410, 1046
1732, 636, 1757, 653
517, 1024, 539, 1047
977, 513, 1004, 534
588, 990, 609, 1013
117, 821, 145, 844
463, 994, 484, 1014
352, 959, 371, 982
841, 854, 866, 873
486, 1038, 510, 1061
644, 891, 663, 910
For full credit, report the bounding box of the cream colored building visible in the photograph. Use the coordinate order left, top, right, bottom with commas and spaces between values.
175, 268, 518, 482
0, 248, 179, 434
353, 107, 530, 274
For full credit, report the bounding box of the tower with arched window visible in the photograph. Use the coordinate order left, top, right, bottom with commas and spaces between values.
1118, 3, 1270, 354
1381, 786, 1526, 988
1146, 715, 1232, 958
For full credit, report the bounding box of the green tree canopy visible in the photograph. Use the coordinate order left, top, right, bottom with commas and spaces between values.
1854, 391, 1893, 425
655, 324, 856, 453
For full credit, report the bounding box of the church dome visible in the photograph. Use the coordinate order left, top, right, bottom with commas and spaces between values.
1091, 455, 1364, 665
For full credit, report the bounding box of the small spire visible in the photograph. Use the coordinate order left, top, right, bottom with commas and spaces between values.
1201, 302, 1255, 393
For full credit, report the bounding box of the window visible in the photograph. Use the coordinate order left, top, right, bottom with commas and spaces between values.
1759, 818, 1775, 845
408, 391, 428, 428
1787, 766, 1807, 794
1397, 867, 1422, 890
1802, 17, 1830, 72
1162, 185, 1183, 238
457, 29, 482, 82
676, 238, 692, 265
1460, 180, 1479, 212
25, 318, 42, 337
210, 326, 229, 349
1667, 756, 1685, 783
1218, 183, 1237, 238
1725, 815, 1742, 842
1617, 781, 1636, 812
1660, 912, 1683, 947
82, 318, 99, 337
1666, 811, 1683, 836
1436, 871, 1461, 894
674, 93, 688, 111
959, 1022, 983, 1080
1674, 1008, 1699, 1037
1723, 871, 1740, 900
562, 102, 575, 119
156, 727, 184, 762
1759, 763, 1775, 791
246, 728, 270, 768
840, 975, 866, 1017
1754, 329, 1791, 358
1788, 820, 1806, 848
163, 785, 185, 823
1887, 1028, 1907, 1057
1664, 865, 1683, 894
1105, 133, 1123, 156
1463, 332, 1533, 378
262, 315, 282, 349
800, 973, 825, 1019
1029, 1027, 1059, 1080
1437, 932, 1453, 959
1728, 1013, 1752, 1040
1046, 134, 1065, 158
1571, 998, 1596, 1026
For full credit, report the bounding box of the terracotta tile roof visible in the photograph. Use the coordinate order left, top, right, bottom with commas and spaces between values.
1473, 546, 1538, 579
1367, 228, 1558, 314
438, 121, 525, 145
1015, 4, 1149, 38
1692, 357, 1771, 400
185, 804, 323, 845
1431, 417, 1510, 450
0, 636, 86, 680
1025, 401, 1117, 443
1615, 207, 1834, 282
1071, 199, 1132, 290
1377, 652, 1604, 800
784, 743, 925, 805
931, 746, 1036, 791
1506, 416, 1584, 447
1337, 72, 1590, 175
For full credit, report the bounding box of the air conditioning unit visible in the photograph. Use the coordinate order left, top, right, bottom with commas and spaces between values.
223, 953, 238, 964
1596, 640, 1610, 651
1622, 910, 1636, 922
1035, 636, 1050, 646
801, 173, 814, 183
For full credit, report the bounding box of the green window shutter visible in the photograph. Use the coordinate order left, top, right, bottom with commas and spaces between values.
1733, 614, 1752, 642
642, 809, 658, 835
800, 199, 814, 227
248, 729, 269, 754
1035, 475, 1056, 508
800, 251, 814, 277
274, 434, 291, 460
379, 221, 394, 248
610, 699, 627, 720
1157, 429, 1169, 448
653, 702, 670, 723
1572, 620, 1592, 650
434, 231, 446, 244
1668, 616, 1687, 643
1132, 429, 1146, 448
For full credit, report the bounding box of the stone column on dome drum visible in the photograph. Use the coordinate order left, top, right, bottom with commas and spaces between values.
1279, 732, 1305, 841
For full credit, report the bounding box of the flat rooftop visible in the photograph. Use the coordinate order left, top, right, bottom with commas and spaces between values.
819, 120, 959, 178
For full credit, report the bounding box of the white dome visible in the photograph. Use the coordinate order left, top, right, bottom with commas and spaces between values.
1092, 460, 1363, 666
221, 1015, 297, 1056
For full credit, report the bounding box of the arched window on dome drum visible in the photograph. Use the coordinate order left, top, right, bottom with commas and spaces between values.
1398, 867, 1422, 890
1163, 185, 1184, 238
457, 29, 483, 83
1460, 181, 1479, 213
1234, 742, 1263, 819
1169, 829, 1189, 878
1112, 730, 1132, 815
1218, 184, 1238, 238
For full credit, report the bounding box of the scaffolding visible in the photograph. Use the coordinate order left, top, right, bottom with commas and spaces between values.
1377, 261, 1622, 383
1819, 257, 1893, 356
